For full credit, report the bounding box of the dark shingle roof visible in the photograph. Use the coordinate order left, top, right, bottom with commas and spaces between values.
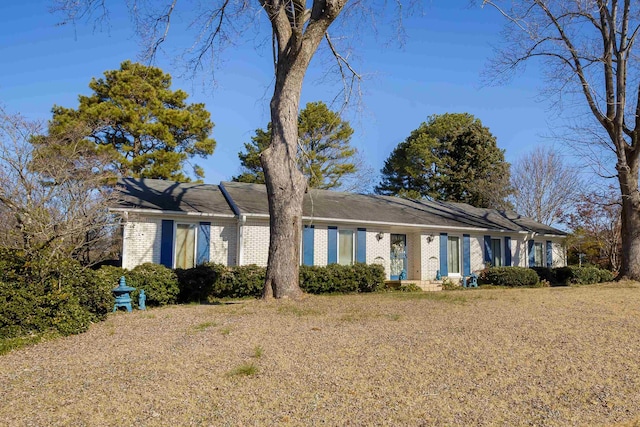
220, 181, 566, 236
115, 178, 235, 216
112, 179, 565, 236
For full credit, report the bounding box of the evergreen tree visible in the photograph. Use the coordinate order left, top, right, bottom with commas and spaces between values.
376, 113, 512, 209
42, 61, 215, 182
234, 102, 358, 190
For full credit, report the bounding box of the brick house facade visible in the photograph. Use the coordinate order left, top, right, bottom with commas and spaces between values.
113, 179, 567, 284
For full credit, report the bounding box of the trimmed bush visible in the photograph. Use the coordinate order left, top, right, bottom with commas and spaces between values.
480, 267, 539, 287
175, 264, 225, 303
300, 263, 385, 294
550, 266, 614, 285
564, 266, 614, 285
530, 267, 559, 285
128, 263, 179, 306
176, 263, 386, 301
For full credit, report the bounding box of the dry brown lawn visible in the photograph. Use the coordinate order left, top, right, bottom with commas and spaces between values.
2, 283, 640, 426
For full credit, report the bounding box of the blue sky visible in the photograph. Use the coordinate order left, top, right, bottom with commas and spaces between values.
0, 1, 560, 186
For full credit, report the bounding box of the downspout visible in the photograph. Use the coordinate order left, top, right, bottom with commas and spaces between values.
237, 214, 246, 266
120, 210, 129, 269
218, 182, 243, 267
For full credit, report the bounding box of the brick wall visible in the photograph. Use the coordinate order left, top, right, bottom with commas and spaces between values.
242, 219, 270, 266
366, 230, 390, 279
210, 220, 237, 266
122, 216, 162, 269
122, 214, 238, 269
420, 234, 440, 281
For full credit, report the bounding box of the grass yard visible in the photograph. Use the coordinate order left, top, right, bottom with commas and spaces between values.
1, 283, 640, 426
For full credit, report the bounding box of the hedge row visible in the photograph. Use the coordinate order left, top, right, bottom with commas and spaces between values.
1, 257, 386, 339
478, 265, 615, 288
530, 266, 614, 285
176, 262, 386, 302
479, 267, 540, 287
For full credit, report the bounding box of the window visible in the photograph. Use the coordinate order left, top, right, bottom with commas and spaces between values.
447, 236, 460, 274
175, 223, 196, 269
491, 238, 502, 267
338, 229, 354, 265
534, 242, 544, 267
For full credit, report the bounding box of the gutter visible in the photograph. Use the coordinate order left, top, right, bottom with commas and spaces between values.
237, 213, 530, 235
109, 207, 235, 218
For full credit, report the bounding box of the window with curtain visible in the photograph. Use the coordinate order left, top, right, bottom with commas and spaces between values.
491, 238, 502, 267
338, 229, 354, 265
448, 236, 460, 274
534, 242, 544, 267
175, 223, 196, 269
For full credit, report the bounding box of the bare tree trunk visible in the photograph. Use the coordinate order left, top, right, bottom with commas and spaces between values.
258, 1, 347, 299
618, 161, 640, 279
261, 66, 307, 299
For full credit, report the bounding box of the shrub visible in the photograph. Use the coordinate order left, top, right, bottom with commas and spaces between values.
598, 268, 615, 283
224, 265, 265, 298
441, 277, 460, 290
176, 263, 386, 301
299, 263, 385, 294
553, 267, 573, 284
530, 267, 559, 285
480, 267, 539, 287
175, 264, 225, 303
561, 266, 614, 285
0, 281, 93, 339
128, 263, 179, 306
399, 283, 422, 292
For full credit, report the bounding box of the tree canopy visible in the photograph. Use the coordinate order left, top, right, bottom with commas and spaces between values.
0, 107, 117, 266
375, 113, 512, 209
43, 61, 215, 182
484, 0, 640, 279
510, 146, 580, 226
234, 101, 358, 190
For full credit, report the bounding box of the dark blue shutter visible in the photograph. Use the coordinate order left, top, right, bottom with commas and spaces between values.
356, 228, 366, 263
160, 220, 174, 268
197, 222, 211, 265
328, 226, 337, 264
303, 225, 314, 266
484, 235, 492, 265
439, 233, 448, 277
504, 236, 512, 267
528, 240, 535, 267
463, 234, 471, 276
546, 240, 553, 268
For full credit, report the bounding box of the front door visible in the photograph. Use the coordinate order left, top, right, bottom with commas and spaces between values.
390, 234, 407, 280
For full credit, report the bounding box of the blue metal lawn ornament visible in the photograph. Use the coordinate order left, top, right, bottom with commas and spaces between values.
138, 289, 147, 311
436, 270, 442, 281
112, 276, 136, 312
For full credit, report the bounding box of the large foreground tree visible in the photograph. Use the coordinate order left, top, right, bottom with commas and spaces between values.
483, 0, 640, 279
45, 61, 215, 182
375, 113, 513, 209
234, 101, 361, 190
54, 1, 406, 298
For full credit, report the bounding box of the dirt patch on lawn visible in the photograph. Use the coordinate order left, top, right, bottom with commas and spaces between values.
2, 283, 640, 426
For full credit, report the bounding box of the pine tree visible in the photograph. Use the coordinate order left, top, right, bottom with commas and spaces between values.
42, 61, 215, 182
376, 113, 513, 209
234, 102, 358, 190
